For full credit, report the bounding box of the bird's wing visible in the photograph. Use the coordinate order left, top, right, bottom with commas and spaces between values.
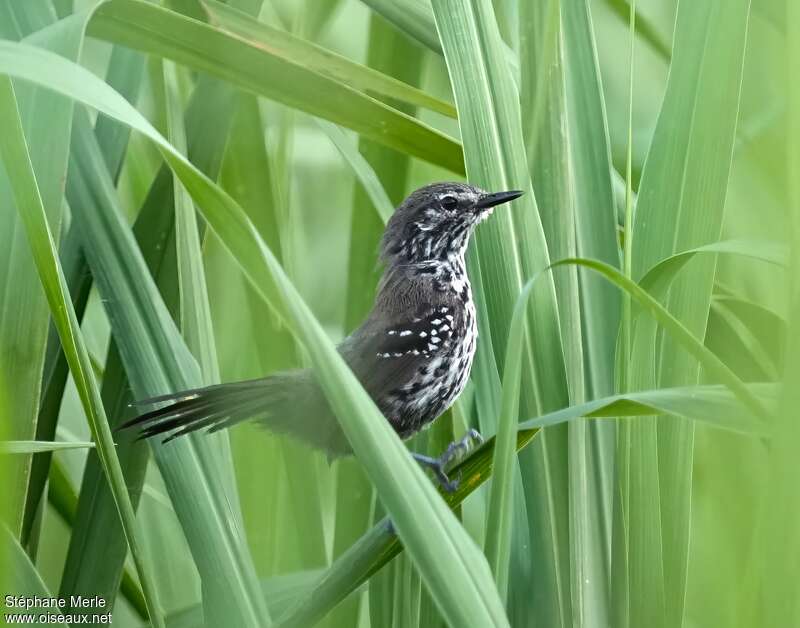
341, 302, 458, 399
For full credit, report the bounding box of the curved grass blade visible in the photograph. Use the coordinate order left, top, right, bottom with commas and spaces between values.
639, 239, 788, 297
0, 39, 509, 628
87, 0, 464, 173
0, 75, 165, 627
518, 385, 773, 435
552, 258, 769, 421
200, 0, 456, 118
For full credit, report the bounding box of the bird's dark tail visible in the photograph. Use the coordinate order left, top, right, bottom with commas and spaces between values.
118, 373, 317, 445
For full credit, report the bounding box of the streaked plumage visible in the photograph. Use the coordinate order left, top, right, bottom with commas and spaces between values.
122, 183, 522, 461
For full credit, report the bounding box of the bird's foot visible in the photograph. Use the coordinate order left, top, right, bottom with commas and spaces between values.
442, 428, 483, 467
412, 429, 483, 493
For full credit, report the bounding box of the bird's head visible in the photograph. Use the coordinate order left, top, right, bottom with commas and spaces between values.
380, 182, 523, 266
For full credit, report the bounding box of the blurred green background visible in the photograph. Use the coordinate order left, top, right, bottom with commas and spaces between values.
0, 0, 796, 627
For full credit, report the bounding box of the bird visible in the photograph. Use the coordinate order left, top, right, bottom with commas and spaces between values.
120, 182, 523, 490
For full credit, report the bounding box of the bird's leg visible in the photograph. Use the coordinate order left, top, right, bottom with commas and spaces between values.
412, 429, 483, 493
441, 428, 483, 467
412, 453, 460, 493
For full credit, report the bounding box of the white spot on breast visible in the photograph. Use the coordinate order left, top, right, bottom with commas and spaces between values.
399, 330, 412, 337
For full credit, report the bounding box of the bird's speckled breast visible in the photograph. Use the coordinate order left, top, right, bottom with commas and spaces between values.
386, 261, 478, 438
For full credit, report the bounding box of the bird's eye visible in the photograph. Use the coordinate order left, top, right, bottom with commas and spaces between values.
441, 195, 458, 211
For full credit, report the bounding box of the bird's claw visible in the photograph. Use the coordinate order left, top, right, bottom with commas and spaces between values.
412, 429, 483, 494
441, 428, 483, 468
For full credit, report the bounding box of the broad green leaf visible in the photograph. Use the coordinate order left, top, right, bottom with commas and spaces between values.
521, 2, 618, 624
622, 2, 752, 626
749, 8, 800, 626
160, 58, 220, 384
430, 0, 567, 417
431, 6, 572, 628
200, 0, 456, 118
86, 0, 464, 172
560, 0, 621, 398
519, 6, 577, 624
0, 74, 165, 627
560, 1, 621, 621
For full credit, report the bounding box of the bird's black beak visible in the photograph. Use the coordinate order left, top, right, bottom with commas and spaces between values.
474, 189, 524, 210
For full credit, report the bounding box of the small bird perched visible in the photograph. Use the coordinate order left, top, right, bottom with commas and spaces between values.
122, 182, 522, 489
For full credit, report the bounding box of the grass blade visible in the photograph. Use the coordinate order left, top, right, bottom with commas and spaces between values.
552, 258, 767, 420
317, 120, 394, 224
518, 385, 772, 435
87, 0, 464, 172
68, 110, 268, 626
0, 13, 79, 537
0, 441, 96, 454
2, 525, 51, 605
484, 279, 533, 601
359, 0, 442, 53
277, 429, 539, 628
622, 2, 752, 624
201, 0, 455, 118
0, 74, 165, 627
